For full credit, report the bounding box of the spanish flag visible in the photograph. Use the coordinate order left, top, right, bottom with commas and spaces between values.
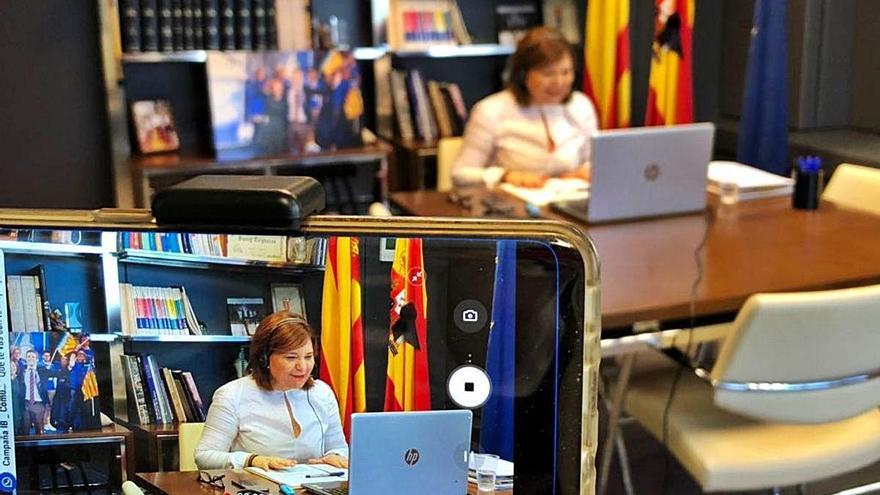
384, 238, 431, 411
82, 365, 99, 402
320, 237, 367, 440
584, 0, 631, 129
645, 0, 695, 126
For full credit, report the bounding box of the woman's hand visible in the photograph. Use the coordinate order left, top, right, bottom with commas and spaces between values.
309, 454, 349, 469
503, 170, 549, 188
559, 165, 591, 182
251, 455, 297, 470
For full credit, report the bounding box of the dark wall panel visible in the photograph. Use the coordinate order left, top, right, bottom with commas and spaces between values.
849, 0, 880, 131
0, 1, 113, 208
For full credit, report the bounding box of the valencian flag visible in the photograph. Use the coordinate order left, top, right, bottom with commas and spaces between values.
584, 0, 631, 129
736, 0, 789, 175
384, 238, 431, 411
480, 241, 516, 461
83, 364, 99, 402
645, 0, 695, 126
320, 237, 367, 440
54, 332, 79, 360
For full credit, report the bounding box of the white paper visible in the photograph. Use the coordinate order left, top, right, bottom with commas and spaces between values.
245, 463, 348, 487
707, 161, 793, 190
498, 178, 589, 206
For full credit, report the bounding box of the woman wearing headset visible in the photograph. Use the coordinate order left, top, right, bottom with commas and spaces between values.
452, 27, 598, 188
195, 312, 348, 470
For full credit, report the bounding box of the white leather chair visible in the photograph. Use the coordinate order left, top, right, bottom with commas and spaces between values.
822, 163, 880, 216
624, 284, 880, 492
178, 422, 206, 471
436, 137, 463, 192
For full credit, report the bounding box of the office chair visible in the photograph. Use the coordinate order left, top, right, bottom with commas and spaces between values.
436, 137, 463, 192
823, 163, 880, 216
178, 422, 206, 471
623, 284, 880, 492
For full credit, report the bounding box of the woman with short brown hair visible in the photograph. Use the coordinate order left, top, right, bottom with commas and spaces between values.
453, 27, 598, 189
195, 312, 349, 471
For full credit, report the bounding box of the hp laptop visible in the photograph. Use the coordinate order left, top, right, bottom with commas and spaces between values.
302, 410, 472, 495
551, 122, 714, 223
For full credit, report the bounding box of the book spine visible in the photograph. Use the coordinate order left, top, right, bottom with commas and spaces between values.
202, 0, 221, 49
220, 0, 236, 49
6, 276, 25, 333
158, 0, 175, 51
192, 0, 205, 49
171, 0, 185, 50
182, 0, 195, 49
235, 0, 253, 49
252, 0, 267, 50
137, 354, 161, 423
265, 0, 277, 49
182, 371, 206, 421
161, 367, 187, 423
120, 0, 143, 52
140, 0, 160, 51
172, 371, 198, 422
146, 354, 174, 423
121, 354, 151, 424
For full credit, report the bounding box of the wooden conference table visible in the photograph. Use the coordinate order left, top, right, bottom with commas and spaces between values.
391, 190, 880, 330
136, 469, 513, 494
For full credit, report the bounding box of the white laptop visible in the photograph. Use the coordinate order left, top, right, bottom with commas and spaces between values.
302, 410, 472, 495
551, 122, 715, 223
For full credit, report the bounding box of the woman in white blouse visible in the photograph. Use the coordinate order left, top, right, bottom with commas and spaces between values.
195, 312, 348, 470
452, 27, 599, 188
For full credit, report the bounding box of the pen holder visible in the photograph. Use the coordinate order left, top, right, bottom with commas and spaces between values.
792, 169, 823, 210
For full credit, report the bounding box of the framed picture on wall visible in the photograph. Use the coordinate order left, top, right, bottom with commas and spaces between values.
271, 284, 307, 320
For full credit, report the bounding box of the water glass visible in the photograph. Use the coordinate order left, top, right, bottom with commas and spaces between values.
718, 181, 739, 205
474, 453, 499, 495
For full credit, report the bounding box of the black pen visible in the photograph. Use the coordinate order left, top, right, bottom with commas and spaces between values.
304, 471, 345, 478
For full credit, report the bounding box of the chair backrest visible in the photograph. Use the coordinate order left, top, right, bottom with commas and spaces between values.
436, 137, 464, 192
178, 422, 206, 471
710, 284, 880, 423
822, 163, 880, 215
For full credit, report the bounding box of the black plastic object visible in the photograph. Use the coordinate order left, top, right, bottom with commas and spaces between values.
152, 175, 325, 229
792, 170, 823, 210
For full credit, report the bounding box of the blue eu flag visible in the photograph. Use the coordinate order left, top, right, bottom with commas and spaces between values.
736, 0, 789, 175
480, 240, 516, 461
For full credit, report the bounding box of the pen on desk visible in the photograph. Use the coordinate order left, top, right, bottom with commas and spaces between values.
279, 484, 295, 495
304, 471, 346, 478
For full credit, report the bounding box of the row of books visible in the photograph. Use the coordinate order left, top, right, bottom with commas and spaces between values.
119, 232, 328, 265
5, 266, 51, 333
119, 0, 279, 53
119, 232, 226, 257
119, 284, 202, 336
387, 0, 471, 50
120, 353, 206, 425
385, 67, 468, 142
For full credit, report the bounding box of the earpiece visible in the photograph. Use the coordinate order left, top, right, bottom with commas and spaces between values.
262, 314, 308, 369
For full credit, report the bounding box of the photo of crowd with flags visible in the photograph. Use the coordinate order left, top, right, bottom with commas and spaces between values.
8, 332, 102, 435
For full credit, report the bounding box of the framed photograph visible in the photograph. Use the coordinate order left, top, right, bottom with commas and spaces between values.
226, 297, 267, 336
271, 284, 307, 319
130, 99, 180, 154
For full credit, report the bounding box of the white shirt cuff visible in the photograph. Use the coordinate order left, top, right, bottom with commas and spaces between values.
482, 167, 506, 188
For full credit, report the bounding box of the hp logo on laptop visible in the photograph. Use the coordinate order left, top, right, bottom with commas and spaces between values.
404, 448, 421, 466
644, 163, 661, 181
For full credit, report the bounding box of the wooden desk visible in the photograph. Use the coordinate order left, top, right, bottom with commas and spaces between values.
136, 469, 513, 494
130, 145, 391, 209
391, 190, 880, 328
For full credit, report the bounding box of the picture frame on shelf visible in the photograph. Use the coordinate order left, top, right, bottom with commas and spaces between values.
271, 283, 307, 320
227, 297, 267, 336
130, 99, 180, 154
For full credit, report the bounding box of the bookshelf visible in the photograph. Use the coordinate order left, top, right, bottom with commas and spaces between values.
1, 229, 329, 472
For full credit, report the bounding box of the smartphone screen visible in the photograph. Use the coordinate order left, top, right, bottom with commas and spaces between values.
0, 219, 598, 495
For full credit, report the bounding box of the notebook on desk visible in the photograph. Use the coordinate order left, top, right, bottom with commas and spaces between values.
551, 123, 714, 223
302, 410, 472, 495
